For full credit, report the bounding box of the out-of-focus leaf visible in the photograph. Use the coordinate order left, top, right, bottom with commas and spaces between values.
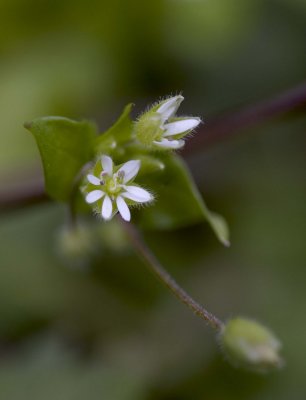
25, 117, 97, 201
136, 153, 229, 245
0, 336, 147, 400
94, 103, 133, 155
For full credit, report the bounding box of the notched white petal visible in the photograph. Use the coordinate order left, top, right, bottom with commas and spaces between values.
87, 174, 101, 185
116, 196, 131, 221
157, 95, 184, 120
117, 160, 141, 183
101, 155, 113, 174
86, 190, 104, 204
124, 185, 153, 202
101, 195, 113, 220
164, 118, 201, 136
153, 138, 185, 149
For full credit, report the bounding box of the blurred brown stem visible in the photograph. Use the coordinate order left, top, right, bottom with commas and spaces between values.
0, 178, 48, 211
121, 220, 224, 331
1, 81, 306, 210
183, 81, 306, 154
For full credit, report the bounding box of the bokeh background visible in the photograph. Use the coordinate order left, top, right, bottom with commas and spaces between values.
0, 0, 306, 398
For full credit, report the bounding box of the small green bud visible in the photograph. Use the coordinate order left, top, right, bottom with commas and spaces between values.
57, 224, 97, 269
97, 219, 129, 253
220, 317, 283, 372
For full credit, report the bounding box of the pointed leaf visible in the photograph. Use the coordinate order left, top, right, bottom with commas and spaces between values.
136, 153, 230, 245
94, 103, 134, 154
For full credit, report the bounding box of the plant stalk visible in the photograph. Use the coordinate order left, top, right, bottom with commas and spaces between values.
121, 220, 224, 331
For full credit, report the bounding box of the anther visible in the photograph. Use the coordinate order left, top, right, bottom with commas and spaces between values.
117, 171, 125, 180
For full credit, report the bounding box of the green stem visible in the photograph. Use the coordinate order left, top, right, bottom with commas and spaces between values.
121, 220, 224, 331
67, 161, 94, 229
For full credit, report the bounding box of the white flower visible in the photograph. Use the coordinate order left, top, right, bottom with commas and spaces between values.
84, 155, 153, 222
135, 95, 201, 149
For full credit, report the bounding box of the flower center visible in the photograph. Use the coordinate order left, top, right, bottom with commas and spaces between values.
100, 172, 123, 196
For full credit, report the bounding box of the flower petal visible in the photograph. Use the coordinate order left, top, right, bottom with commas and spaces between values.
86, 190, 104, 204
157, 95, 184, 120
87, 174, 101, 185
116, 196, 131, 221
123, 185, 153, 203
101, 155, 113, 175
101, 195, 113, 220
163, 118, 201, 136
153, 138, 185, 149
117, 160, 141, 183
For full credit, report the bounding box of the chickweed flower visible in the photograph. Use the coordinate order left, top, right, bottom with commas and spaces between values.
135, 95, 201, 149
84, 155, 153, 221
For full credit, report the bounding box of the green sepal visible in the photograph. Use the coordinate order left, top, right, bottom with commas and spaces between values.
25, 116, 97, 202
135, 155, 165, 176
120, 149, 165, 177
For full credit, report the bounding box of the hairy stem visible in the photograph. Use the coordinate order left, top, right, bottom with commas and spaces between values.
121, 220, 224, 331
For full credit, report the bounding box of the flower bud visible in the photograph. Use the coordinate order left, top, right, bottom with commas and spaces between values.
134, 95, 201, 149
97, 219, 129, 253
57, 224, 97, 269
219, 317, 283, 372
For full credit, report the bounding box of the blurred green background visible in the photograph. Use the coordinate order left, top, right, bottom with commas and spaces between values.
0, 0, 306, 398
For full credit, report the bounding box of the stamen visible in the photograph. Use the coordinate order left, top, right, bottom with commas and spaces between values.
100, 171, 108, 181
117, 170, 125, 180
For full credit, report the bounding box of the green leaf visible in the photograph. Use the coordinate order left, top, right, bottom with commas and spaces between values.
136, 153, 230, 246
201, 206, 230, 247
94, 103, 133, 155
25, 117, 97, 201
